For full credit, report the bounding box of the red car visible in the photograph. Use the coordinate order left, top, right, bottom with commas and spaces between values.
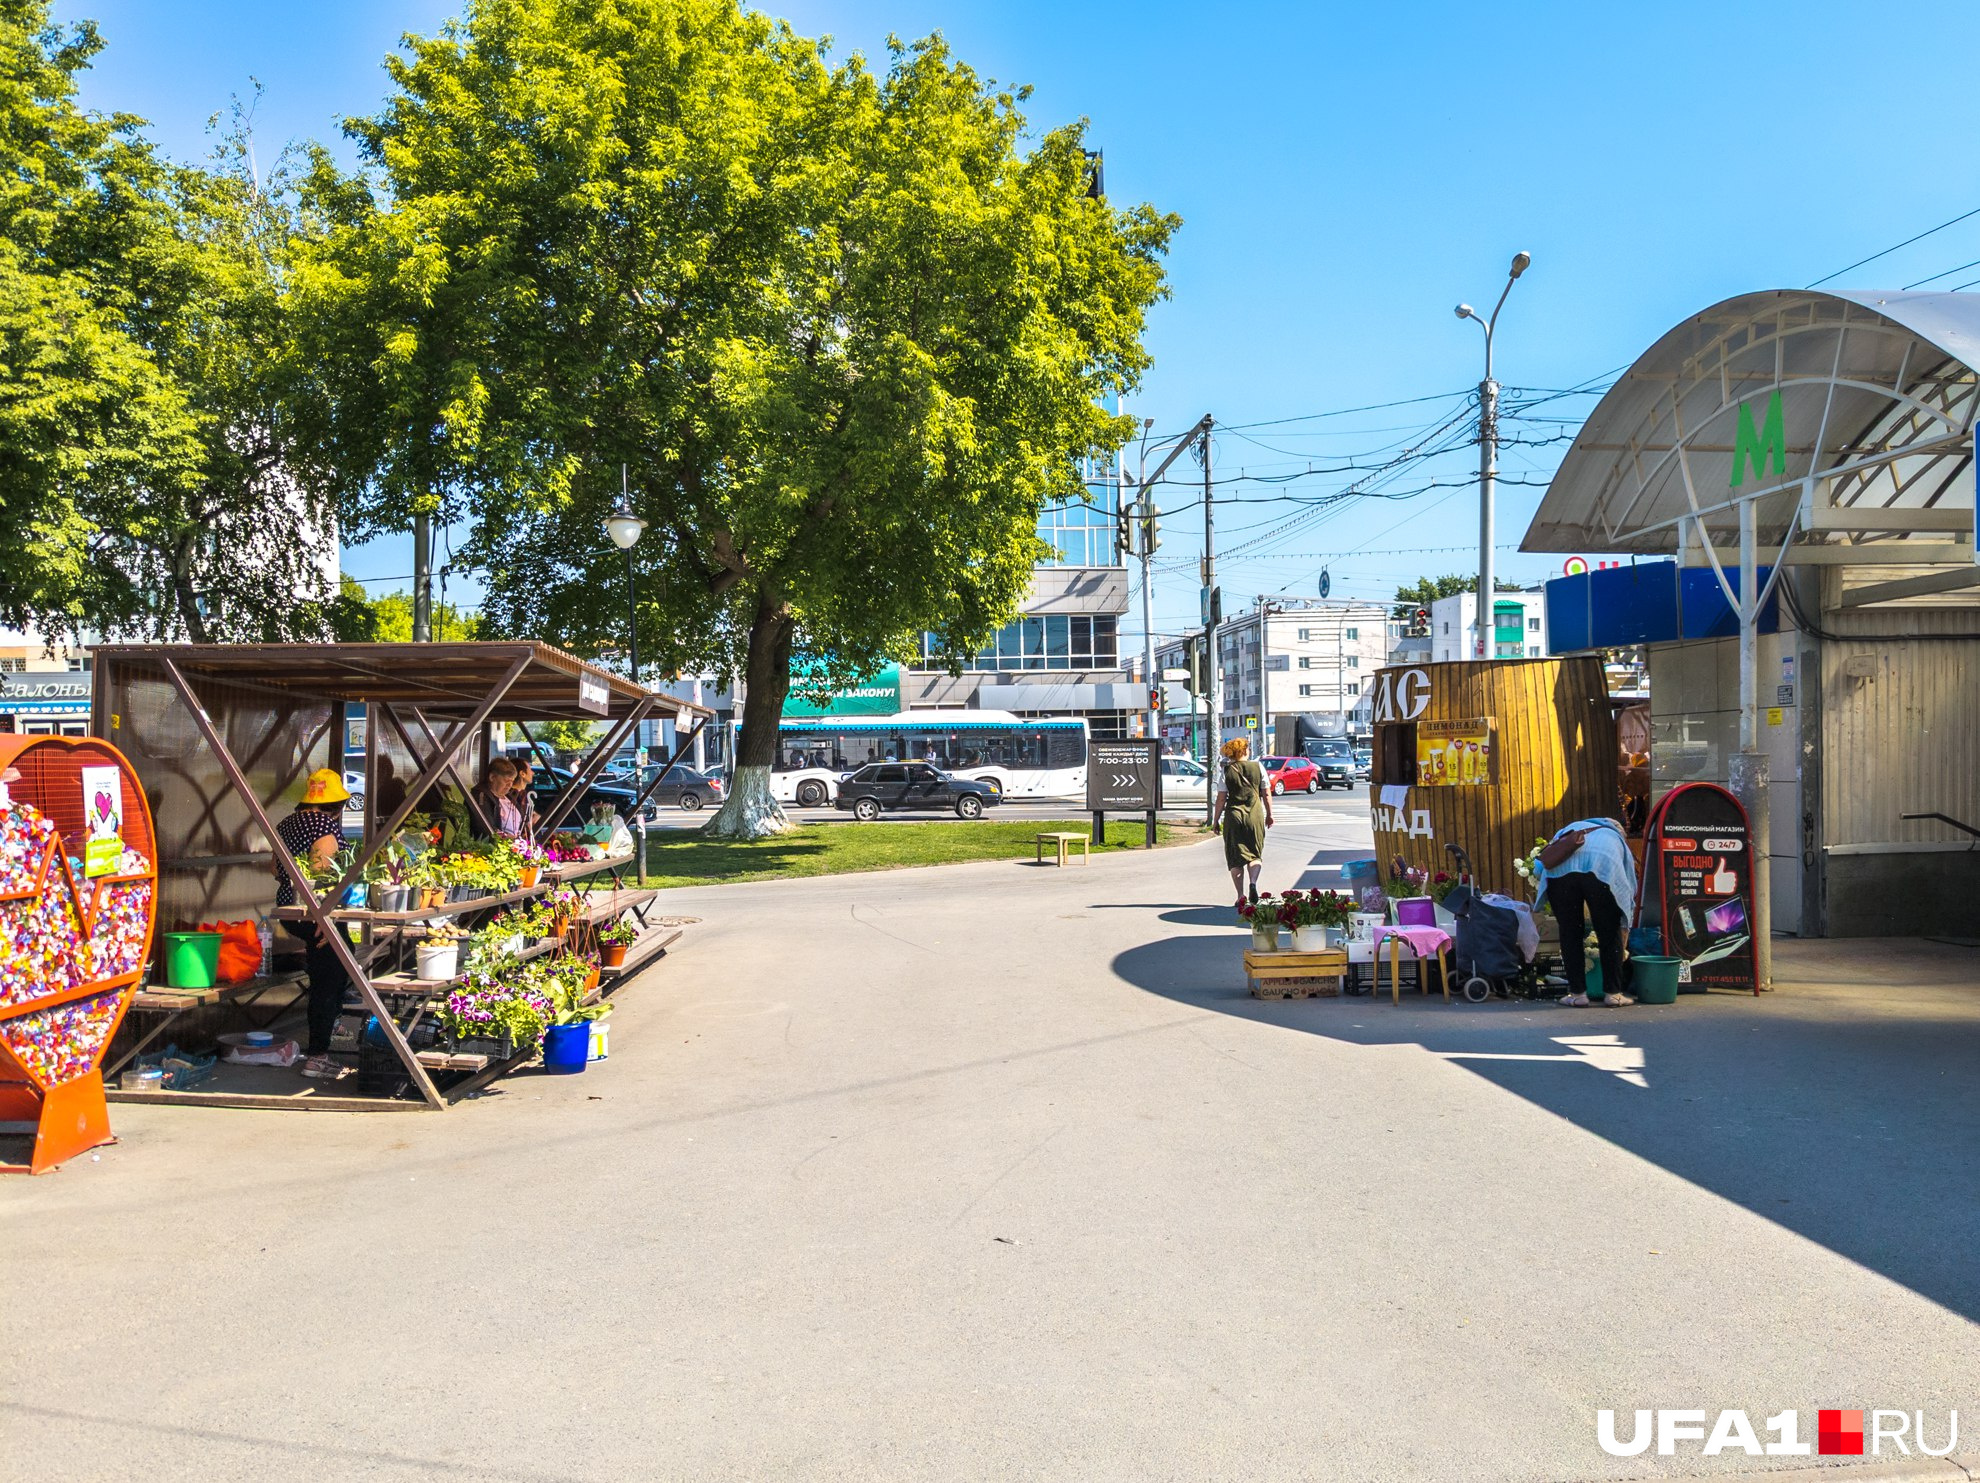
1261, 755, 1321, 794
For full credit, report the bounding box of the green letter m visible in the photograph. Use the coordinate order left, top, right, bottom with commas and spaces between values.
1730, 389, 1786, 488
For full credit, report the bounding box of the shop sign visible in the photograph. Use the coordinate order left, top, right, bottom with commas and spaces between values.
1414, 718, 1496, 786
577, 671, 611, 716
1370, 667, 1430, 723
1086, 739, 1160, 811
1637, 782, 1758, 991
784, 662, 902, 717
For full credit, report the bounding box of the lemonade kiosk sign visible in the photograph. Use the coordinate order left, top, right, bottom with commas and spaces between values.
1414, 718, 1497, 786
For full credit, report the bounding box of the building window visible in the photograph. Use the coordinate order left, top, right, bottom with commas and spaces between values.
1087, 710, 1129, 741
0, 658, 24, 672
1298, 656, 1313, 669
1346, 682, 1360, 695
1035, 469, 1119, 568
1344, 627, 1358, 640
1298, 684, 1315, 697
1297, 627, 1312, 641
1528, 645, 1541, 658
1528, 616, 1541, 631
912, 614, 1118, 672
1347, 657, 1359, 670
1441, 622, 1449, 634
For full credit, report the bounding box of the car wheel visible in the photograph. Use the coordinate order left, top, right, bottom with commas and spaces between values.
1271, 780, 1283, 795
677, 791, 702, 811
795, 780, 827, 808
1305, 778, 1318, 794
852, 797, 880, 822
955, 794, 984, 820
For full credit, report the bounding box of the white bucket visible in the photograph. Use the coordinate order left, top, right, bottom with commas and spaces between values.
415, 942, 459, 982
588, 1020, 610, 1061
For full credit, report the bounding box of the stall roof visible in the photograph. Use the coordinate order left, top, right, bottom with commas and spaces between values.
91, 642, 710, 723
1523, 289, 1979, 561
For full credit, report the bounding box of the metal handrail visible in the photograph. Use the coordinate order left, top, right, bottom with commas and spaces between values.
1901, 812, 1980, 840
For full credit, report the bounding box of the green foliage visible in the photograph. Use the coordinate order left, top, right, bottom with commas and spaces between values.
334, 580, 483, 642
0, 8, 346, 643
298, 0, 1175, 802
515, 719, 602, 756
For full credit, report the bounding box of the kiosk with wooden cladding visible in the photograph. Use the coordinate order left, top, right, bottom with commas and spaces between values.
1366, 656, 1619, 897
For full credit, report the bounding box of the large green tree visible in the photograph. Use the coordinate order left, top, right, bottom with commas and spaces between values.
0, 6, 343, 642
299, 0, 1174, 835
1391, 573, 1522, 627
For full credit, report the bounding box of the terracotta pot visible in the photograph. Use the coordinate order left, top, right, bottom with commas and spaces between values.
584, 966, 600, 993
519, 865, 540, 889
420, 887, 446, 909
551, 914, 571, 939
600, 943, 628, 968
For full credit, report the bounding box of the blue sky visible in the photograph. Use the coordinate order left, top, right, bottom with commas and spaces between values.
58, 1, 1980, 640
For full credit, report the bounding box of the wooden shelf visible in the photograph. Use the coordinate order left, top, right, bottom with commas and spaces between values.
415, 1049, 490, 1072
599, 927, 681, 982
130, 971, 301, 1012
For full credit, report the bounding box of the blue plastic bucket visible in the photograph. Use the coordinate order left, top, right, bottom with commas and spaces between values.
541, 1023, 590, 1075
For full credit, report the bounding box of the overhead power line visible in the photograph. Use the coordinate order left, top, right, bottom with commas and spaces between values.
1806, 204, 1980, 288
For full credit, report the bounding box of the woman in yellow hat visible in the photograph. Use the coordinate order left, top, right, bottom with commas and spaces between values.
274, 768, 354, 1079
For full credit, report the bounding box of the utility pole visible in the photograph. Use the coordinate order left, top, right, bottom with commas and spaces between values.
1456, 251, 1531, 661
1256, 598, 1273, 756
1134, 426, 1159, 750
412, 514, 433, 642
1202, 420, 1218, 830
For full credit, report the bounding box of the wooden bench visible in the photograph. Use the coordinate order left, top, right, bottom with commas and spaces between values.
1035, 831, 1089, 867
1243, 947, 1348, 999
108, 971, 306, 1078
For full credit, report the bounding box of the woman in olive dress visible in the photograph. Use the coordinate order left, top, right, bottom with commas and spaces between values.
1211, 736, 1273, 907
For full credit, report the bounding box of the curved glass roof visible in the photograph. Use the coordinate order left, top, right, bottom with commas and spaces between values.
1523, 289, 1979, 559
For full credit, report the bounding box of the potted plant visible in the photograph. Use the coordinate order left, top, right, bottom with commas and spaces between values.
546, 887, 581, 939
439, 970, 553, 1061
540, 967, 612, 1074
598, 917, 636, 968
506, 834, 547, 889
415, 922, 468, 982
1278, 889, 1354, 951
1237, 894, 1283, 951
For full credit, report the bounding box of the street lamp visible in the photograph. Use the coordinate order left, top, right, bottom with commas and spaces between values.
1455, 250, 1531, 660
605, 463, 647, 683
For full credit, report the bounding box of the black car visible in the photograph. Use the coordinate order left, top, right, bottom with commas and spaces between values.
833, 762, 1001, 821
526, 765, 653, 824
1301, 742, 1356, 790
596, 763, 725, 811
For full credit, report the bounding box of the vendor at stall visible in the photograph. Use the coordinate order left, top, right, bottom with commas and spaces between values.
1534, 817, 1637, 1007
471, 757, 522, 838
275, 768, 354, 1079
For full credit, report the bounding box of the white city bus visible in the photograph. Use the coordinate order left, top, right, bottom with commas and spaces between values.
741, 711, 1090, 806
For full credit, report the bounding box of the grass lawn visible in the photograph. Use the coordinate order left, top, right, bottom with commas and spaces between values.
630, 819, 1204, 889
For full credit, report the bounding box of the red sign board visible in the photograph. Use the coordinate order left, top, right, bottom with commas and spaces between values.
1636, 783, 1758, 993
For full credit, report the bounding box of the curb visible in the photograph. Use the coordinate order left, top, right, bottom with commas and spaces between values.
1647, 1457, 1978, 1483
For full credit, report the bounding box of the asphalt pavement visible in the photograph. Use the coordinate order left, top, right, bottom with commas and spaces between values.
5, 792, 1977, 1483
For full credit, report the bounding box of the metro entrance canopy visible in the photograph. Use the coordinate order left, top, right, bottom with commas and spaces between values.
1524, 288, 1977, 586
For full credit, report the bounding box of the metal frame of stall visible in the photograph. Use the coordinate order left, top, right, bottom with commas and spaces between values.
91, 642, 710, 1111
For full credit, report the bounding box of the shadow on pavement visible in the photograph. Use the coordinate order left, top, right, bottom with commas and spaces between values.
1109, 922, 1980, 1325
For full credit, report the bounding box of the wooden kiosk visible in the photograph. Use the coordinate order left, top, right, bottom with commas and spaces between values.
1365, 656, 1620, 897
0, 735, 157, 1172
91, 643, 708, 1111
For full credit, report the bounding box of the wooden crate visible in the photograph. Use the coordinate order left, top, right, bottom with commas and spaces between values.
1243, 947, 1348, 999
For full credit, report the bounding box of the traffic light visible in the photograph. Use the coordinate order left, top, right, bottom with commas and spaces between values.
1413, 606, 1430, 634
1114, 502, 1131, 560
1185, 637, 1208, 695
1137, 499, 1159, 556
1149, 687, 1162, 714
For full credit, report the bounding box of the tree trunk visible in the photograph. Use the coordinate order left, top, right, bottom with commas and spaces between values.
701, 591, 796, 840
170, 540, 211, 644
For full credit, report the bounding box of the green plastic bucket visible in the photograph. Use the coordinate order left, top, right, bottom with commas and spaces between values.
1632, 955, 1682, 1005
163, 931, 222, 989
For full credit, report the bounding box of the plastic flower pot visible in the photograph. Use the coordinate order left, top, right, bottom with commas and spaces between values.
1632, 955, 1682, 1005
1290, 924, 1330, 952
542, 1023, 590, 1074
415, 942, 460, 982
1249, 922, 1282, 952
163, 930, 222, 989
600, 943, 629, 968
519, 865, 540, 889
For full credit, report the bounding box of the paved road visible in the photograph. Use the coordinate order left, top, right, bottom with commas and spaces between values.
5, 809, 1978, 1482
643, 784, 1369, 830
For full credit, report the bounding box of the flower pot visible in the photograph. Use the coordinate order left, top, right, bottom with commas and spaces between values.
415, 942, 459, 982
587, 1020, 610, 1062
1249, 922, 1282, 952
600, 942, 629, 968
550, 914, 572, 939
1290, 924, 1332, 952
519, 865, 540, 889
583, 966, 600, 993
542, 1023, 590, 1074
419, 886, 447, 910
370, 883, 411, 913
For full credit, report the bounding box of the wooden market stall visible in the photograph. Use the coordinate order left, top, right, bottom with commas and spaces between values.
1365, 655, 1621, 898
91, 643, 709, 1112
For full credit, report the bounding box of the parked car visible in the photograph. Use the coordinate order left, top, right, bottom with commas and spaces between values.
833, 762, 1001, 821
1354, 747, 1373, 780
1158, 754, 1210, 799
1298, 740, 1357, 790
594, 762, 726, 811
526, 765, 655, 823
1261, 755, 1321, 795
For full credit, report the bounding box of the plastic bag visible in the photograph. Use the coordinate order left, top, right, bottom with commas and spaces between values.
198, 919, 264, 984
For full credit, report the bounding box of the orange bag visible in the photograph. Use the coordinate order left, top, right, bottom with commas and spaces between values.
198, 920, 263, 984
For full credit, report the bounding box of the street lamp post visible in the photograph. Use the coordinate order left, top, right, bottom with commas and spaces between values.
1455, 250, 1531, 661
605, 464, 648, 874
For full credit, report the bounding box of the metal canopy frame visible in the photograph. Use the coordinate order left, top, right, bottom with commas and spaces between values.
1523, 289, 1980, 988
100, 643, 709, 1110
